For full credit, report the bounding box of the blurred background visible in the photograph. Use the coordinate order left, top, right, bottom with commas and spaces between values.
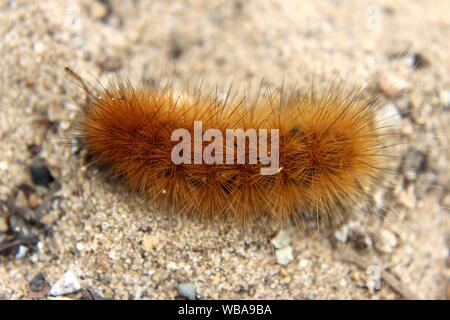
0, 0, 448, 299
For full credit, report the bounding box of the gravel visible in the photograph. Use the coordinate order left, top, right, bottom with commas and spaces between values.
374, 229, 398, 254
271, 230, 291, 249
275, 246, 294, 266
0, 0, 448, 300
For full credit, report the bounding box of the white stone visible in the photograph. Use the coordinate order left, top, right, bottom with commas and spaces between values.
33, 41, 46, 54
334, 225, 349, 243
373, 189, 385, 210
177, 282, 197, 300
271, 230, 290, 249
375, 229, 398, 253
15, 246, 28, 259
0, 161, 8, 170
0, 216, 8, 232
76, 242, 84, 251
298, 259, 309, 269
275, 246, 293, 266
378, 103, 402, 129
439, 90, 450, 107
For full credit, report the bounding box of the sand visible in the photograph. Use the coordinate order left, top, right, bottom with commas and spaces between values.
0, 0, 449, 299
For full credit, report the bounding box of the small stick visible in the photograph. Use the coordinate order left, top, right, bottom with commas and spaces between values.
0, 237, 37, 253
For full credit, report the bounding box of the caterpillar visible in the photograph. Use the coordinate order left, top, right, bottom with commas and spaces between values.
67, 68, 394, 230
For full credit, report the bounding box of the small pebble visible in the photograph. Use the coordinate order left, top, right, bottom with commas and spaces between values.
142, 234, 159, 252
74, 35, 85, 49
95, 252, 110, 269
441, 194, 450, 209
298, 259, 309, 269
29, 162, 54, 187
334, 225, 349, 243
169, 38, 184, 60
0, 216, 8, 232
59, 120, 70, 130
275, 246, 293, 266
29, 273, 47, 292
374, 229, 398, 253
76, 242, 85, 252
0, 161, 8, 170
404, 53, 429, 69
49, 270, 81, 296
8, 214, 34, 238
352, 231, 373, 252
27, 144, 42, 156
177, 282, 197, 300
398, 184, 417, 209
334, 222, 373, 251
378, 103, 402, 129
33, 41, 46, 55
439, 90, 450, 108
15, 245, 28, 259
90, 2, 108, 19
271, 230, 290, 249
373, 189, 385, 210
14, 190, 28, 209
27, 193, 40, 209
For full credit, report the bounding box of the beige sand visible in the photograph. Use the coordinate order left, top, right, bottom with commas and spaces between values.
0, 0, 448, 299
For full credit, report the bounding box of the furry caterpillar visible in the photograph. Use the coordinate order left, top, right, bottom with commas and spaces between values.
68, 68, 391, 229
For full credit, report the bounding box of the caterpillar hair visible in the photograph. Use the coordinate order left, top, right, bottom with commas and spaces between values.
66, 68, 397, 230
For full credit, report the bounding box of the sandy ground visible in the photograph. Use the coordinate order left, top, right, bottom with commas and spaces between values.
0, 0, 449, 299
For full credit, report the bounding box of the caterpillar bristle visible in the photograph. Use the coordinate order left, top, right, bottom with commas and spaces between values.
67, 69, 396, 230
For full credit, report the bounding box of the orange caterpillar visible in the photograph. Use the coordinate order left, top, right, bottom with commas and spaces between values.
68, 68, 392, 229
